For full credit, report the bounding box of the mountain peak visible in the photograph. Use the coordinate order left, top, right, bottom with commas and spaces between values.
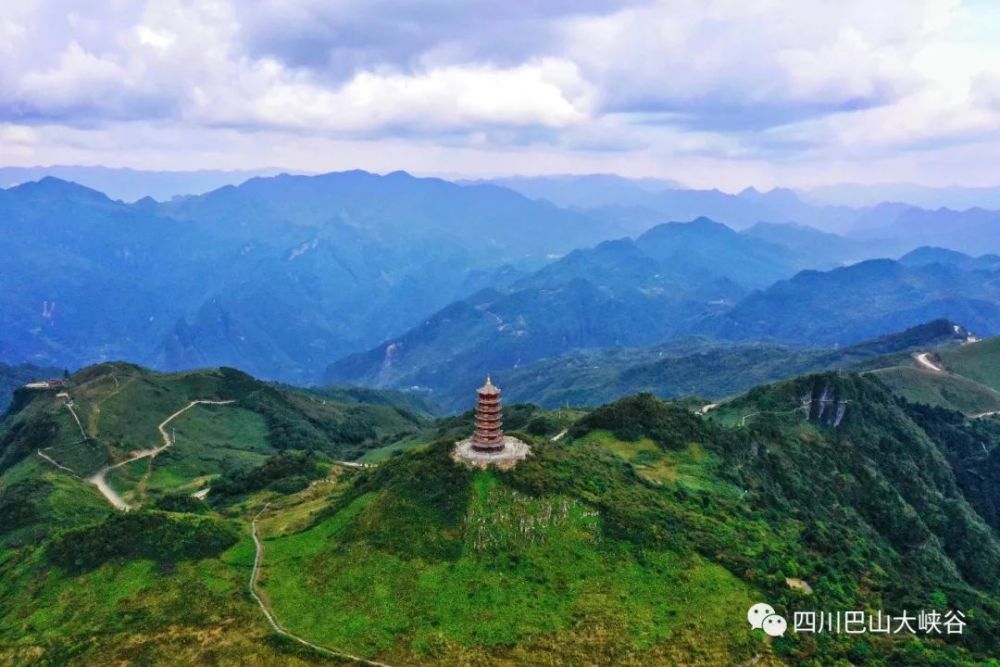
638, 217, 735, 242
7, 176, 114, 204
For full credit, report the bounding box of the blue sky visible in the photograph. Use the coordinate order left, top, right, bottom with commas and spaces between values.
1, 0, 999, 190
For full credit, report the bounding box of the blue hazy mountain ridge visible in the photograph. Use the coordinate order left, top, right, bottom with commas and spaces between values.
5, 169, 1000, 389
742, 221, 872, 266
322, 217, 849, 391
483, 174, 875, 234
850, 206, 1000, 256
520, 217, 812, 290
899, 246, 1000, 271
157, 170, 612, 256
486, 174, 1000, 257
0, 178, 208, 369
709, 259, 1000, 345
0, 172, 605, 383
467, 173, 685, 208
325, 235, 1000, 398
803, 181, 1000, 210
0, 165, 288, 202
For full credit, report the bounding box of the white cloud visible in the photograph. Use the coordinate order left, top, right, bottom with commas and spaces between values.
136, 25, 177, 50
0, 0, 999, 188
18, 41, 132, 113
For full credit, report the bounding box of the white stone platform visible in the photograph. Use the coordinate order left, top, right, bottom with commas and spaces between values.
452, 436, 531, 469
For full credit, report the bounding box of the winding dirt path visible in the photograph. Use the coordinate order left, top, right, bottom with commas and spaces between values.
249, 505, 396, 667
915, 352, 944, 373
60, 395, 88, 440
36, 449, 80, 477
87, 399, 235, 511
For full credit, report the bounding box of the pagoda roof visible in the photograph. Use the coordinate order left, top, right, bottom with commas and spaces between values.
477, 375, 500, 396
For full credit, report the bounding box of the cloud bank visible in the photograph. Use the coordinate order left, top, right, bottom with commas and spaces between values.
1, 0, 999, 188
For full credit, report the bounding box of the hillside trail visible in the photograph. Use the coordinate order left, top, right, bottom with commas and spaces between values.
86, 399, 235, 511
915, 352, 944, 372
36, 449, 81, 477
250, 504, 397, 667
58, 393, 88, 439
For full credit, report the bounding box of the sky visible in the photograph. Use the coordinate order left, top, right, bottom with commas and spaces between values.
2, 0, 1000, 190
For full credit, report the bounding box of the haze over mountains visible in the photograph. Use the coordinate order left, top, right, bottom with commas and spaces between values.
0, 166, 290, 202
3, 167, 1000, 402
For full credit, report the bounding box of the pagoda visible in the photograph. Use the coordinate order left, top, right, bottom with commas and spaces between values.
471, 376, 504, 452
453, 376, 530, 468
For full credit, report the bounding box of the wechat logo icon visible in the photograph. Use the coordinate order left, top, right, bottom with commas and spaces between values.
748, 602, 787, 637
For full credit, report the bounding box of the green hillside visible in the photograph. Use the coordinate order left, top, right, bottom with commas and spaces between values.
860, 337, 1000, 415
494, 319, 976, 410
255, 375, 999, 665
0, 362, 429, 520
940, 337, 1000, 392
871, 367, 1000, 415
1, 366, 998, 665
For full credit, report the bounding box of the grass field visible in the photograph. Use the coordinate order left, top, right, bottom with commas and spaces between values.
940, 337, 1000, 392
871, 366, 1000, 414
256, 467, 770, 666
0, 532, 345, 667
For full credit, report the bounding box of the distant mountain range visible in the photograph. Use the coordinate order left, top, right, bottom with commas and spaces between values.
464, 173, 685, 208
710, 257, 1000, 345
324, 217, 811, 394
0, 172, 609, 383
326, 233, 1000, 403
0, 165, 291, 202
4, 168, 1000, 394
478, 174, 1000, 255
802, 181, 1000, 210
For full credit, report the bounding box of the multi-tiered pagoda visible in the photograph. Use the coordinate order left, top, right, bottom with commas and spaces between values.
453, 376, 530, 468
471, 376, 504, 452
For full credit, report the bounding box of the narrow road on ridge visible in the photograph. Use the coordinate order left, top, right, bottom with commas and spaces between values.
87, 399, 235, 510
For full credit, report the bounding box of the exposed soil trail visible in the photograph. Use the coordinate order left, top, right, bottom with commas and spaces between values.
87, 399, 234, 511
36, 449, 80, 477
249, 505, 396, 667
60, 395, 88, 439
915, 352, 944, 372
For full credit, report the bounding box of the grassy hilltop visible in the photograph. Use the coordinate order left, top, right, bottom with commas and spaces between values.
868, 337, 1000, 415
0, 363, 998, 665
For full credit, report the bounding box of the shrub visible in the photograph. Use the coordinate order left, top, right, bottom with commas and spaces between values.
46, 510, 239, 572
